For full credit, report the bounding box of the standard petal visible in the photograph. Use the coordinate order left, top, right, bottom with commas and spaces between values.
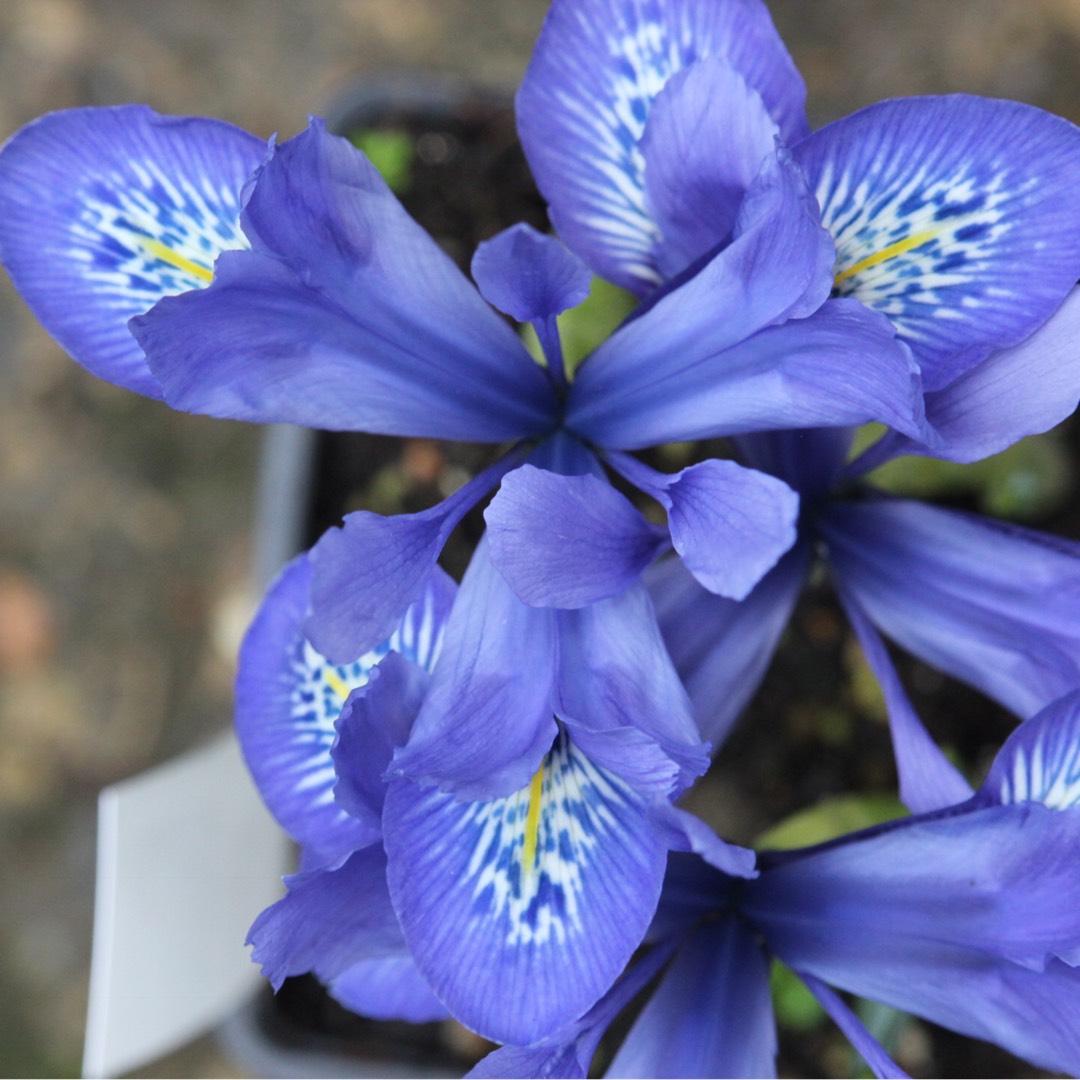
641, 56, 781, 278
485, 465, 668, 608
555, 581, 710, 793
134, 119, 558, 438
383, 729, 669, 1045
0, 105, 263, 397
611, 452, 799, 599
746, 804, 1080, 1077
517, 0, 807, 290
649, 542, 811, 746
390, 537, 560, 799
797, 96, 1080, 389
247, 846, 404, 991
235, 555, 449, 865
822, 498, 1080, 719
607, 917, 776, 1079
837, 583, 973, 814
306, 452, 513, 663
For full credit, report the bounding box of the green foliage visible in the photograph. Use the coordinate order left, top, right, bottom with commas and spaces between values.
350, 128, 415, 194
755, 792, 907, 851
771, 960, 825, 1032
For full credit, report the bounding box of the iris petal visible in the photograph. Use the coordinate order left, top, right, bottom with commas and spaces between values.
0, 105, 262, 397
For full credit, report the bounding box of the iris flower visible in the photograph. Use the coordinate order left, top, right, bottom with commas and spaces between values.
0, 38, 924, 1038
517, 0, 1080, 810
473, 687, 1080, 1078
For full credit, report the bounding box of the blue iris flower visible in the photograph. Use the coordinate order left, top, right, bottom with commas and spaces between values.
0, 23, 928, 1039
517, 0, 1080, 812
473, 689, 1080, 1078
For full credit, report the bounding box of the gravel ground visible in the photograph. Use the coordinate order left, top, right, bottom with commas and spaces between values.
1, 3, 1079, 1077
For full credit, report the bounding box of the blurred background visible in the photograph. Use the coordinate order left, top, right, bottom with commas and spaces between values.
1, 2, 1079, 1076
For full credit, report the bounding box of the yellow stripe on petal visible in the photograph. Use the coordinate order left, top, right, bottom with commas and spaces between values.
323, 666, 352, 702
833, 228, 939, 287
141, 237, 214, 284
522, 762, 545, 874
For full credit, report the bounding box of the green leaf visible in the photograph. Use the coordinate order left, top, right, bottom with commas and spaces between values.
350, 129, 415, 194
756, 793, 907, 851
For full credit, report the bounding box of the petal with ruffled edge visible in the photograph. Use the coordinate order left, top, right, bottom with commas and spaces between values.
822, 498, 1080, 719
485, 465, 668, 608
517, 0, 807, 291
641, 56, 781, 278
235, 553, 452, 866
796, 96, 1080, 390
307, 450, 522, 664
610, 451, 798, 599
134, 119, 558, 439
383, 727, 669, 1045
0, 105, 263, 398
390, 536, 560, 800
650, 539, 809, 746
608, 917, 776, 1078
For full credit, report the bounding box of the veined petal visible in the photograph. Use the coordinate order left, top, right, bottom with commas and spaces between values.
610, 452, 799, 599
642, 56, 781, 278
822, 498, 1080, 719
608, 917, 776, 1079
134, 118, 558, 438
649, 541, 810, 746
390, 537, 560, 800
555, 581, 710, 794
235, 554, 451, 866
307, 451, 518, 663
796, 95, 1080, 389
517, 0, 807, 291
880, 286, 1080, 465
383, 729, 669, 1045
0, 105, 263, 398
485, 465, 668, 608
978, 689, 1080, 816
746, 802, 1080, 1077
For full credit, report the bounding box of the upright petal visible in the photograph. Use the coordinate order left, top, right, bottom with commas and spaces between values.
383, 728, 669, 1045
134, 119, 558, 438
390, 537, 560, 800
797, 96, 1080, 389
235, 554, 450, 866
649, 542, 810, 746
641, 56, 781, 277
610, 452, 799, 599
517, 0, 807, 290
823, 498, 1080, 719
0, 105, 263, 397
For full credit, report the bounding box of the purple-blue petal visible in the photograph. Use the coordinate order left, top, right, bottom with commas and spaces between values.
485, 465, 668, 608
796, 95, 1080, 389
641, 56, 781, 278
649, 541, 811, 746
822, 498, 1080, 719
383, 728, 669, 1045
134, 119, 558, 438
235, 554, 449, 866
329, 955, 449, 1024
0, 105, 263, 398
517, 0, 807, 290
611, 452, 799, 599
